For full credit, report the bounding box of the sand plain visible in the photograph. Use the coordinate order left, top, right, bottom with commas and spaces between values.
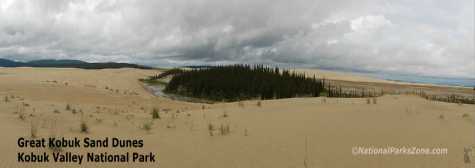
0, 67, 474, 168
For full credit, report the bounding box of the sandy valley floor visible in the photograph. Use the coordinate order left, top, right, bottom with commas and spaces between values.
0, 67, 474, 168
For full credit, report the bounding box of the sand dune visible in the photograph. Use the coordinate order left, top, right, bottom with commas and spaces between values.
0, 67, 474, 168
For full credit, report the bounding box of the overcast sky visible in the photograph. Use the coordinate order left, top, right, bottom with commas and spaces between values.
0, 0, 473, 78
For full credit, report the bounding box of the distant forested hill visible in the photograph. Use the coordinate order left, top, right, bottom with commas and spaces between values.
0, 58, 152, 69
0, 58, 27, 67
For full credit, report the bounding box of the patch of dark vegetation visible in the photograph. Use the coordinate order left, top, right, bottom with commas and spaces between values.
182, 65, 216, 69
30, 121, 38, 138
80, 120, 89, 133
139, 68, 183, 85
148, 68, 184, 80
325, 84, 383, 98
139, 79, 168, 86
48, 142, 63, 153
142, 122, 153, 132
409, 89, 475, 104
164, 65, 325, 101
152, 108, 160, 119
66, 104, 71, 111
464, 147, 472, 164
423, 94, 475, 104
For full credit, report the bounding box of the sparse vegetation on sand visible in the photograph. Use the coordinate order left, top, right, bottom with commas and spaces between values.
95, 118, 103, 123
22, 102, 29, 107
163, 65, 325, 101
464, 147, 472, 163
325, 84, 383, 98
152, 108, 160, 119
439, 114, 445, 120
166, 123, 176, 129
405, 89, 475, 104
222, 111, 229, 118
17, 104, 26, 120
219, 124, 231, 136
30, 120, 38, 138
142, 122, 153, 132
18, 113, 26, 120
303, 137, 310, 168
208, 123, 215, 136
207, 123, 231, 136
48, 140, 63, 153
462, 113, 470, 118
256, 100, 262, 107
80, 120, 89, 133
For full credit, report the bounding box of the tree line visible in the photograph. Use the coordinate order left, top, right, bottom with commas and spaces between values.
163, 64, 325, 101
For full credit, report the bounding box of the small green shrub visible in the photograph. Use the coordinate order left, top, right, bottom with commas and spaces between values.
30, 121, 38, 138
439, 114, 445, 120
462, 113, 470, 118
142, 122, 152, 132
219, 124, 231, 136
48, 142, 63, 153
208, 123, 215, 136
18, 113, 26, 120
152, 108, 160, 119
80, 121, 89, 133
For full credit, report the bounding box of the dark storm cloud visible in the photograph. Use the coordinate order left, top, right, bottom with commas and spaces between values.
0, 0, 473, 77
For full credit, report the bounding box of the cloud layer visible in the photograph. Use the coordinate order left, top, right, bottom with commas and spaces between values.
0, 0, 473, 77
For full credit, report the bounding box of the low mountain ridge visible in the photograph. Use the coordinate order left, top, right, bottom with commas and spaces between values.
0, 58, 152, 69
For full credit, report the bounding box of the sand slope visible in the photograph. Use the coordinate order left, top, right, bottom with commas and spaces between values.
0, 68, 474, 168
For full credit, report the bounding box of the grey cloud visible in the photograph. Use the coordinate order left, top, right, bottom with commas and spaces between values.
0, 0, 473, 77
